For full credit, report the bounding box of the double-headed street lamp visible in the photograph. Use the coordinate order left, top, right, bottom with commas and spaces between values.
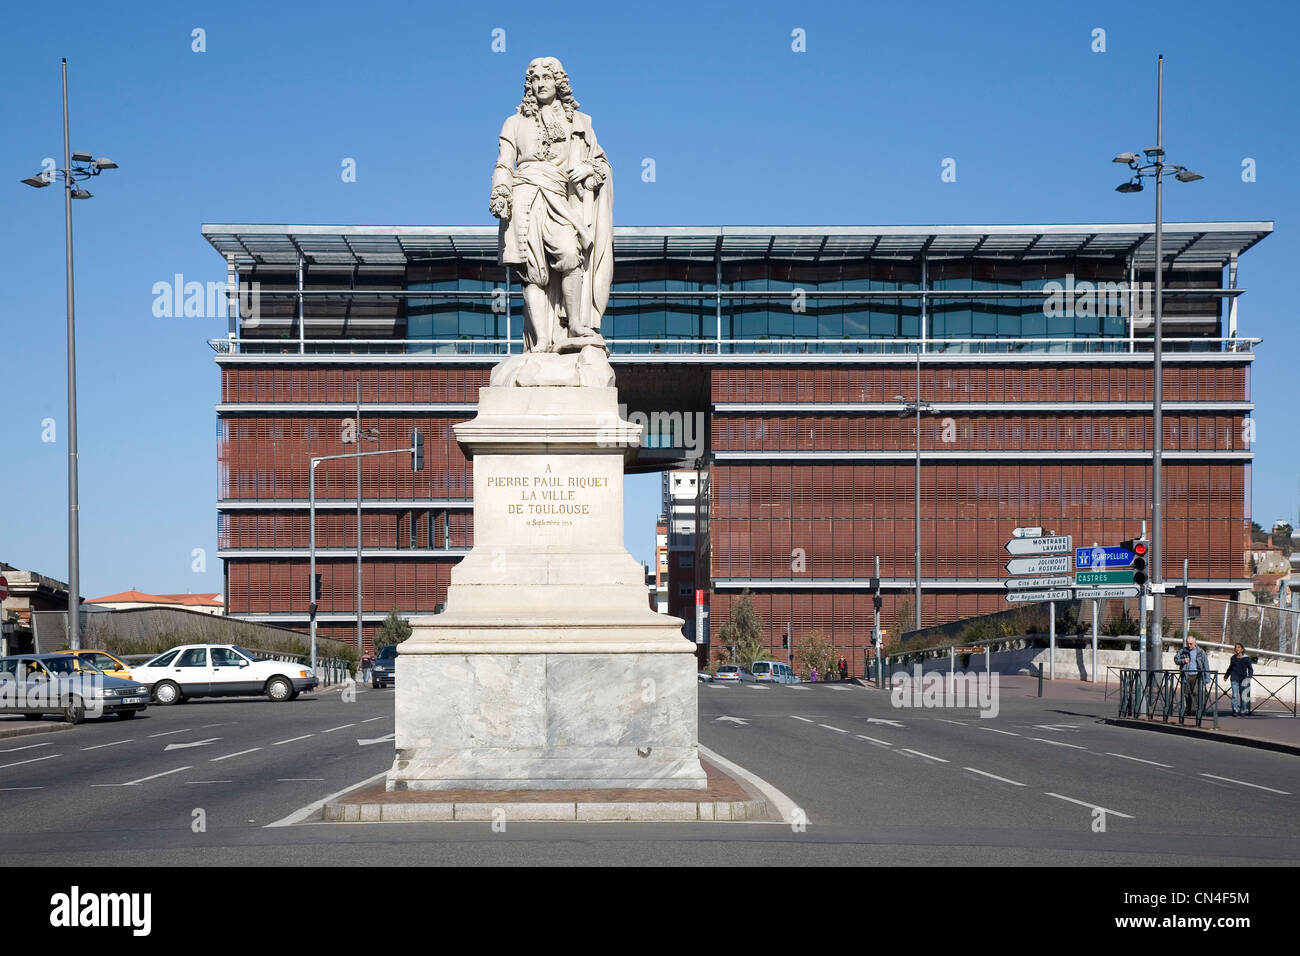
1112, 54, 1203, 678
21, 59, 118, 650
895, 343, 936, 633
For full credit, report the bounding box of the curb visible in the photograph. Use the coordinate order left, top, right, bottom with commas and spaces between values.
322, 796, 767, 823
1105, 717, 1300, 757
0, 722, 74, 741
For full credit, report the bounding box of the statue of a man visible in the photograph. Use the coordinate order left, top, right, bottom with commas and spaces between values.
490, 57, 613, 355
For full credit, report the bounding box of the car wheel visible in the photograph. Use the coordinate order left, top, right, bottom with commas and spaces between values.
266, 677, 293, 702
63, 697, 86, 725
118, 710, 137, 720
22, 713, 42, 721
153, 681, 182, 705
372, 679, 380, 689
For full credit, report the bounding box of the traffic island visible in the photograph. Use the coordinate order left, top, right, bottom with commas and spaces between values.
324, 756, 771, 823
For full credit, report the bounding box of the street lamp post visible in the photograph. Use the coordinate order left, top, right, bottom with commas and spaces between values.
896, 344, 935, 634
350, 379, 380, 666
1113, 54, 1203, 678
21, 59, 118, 651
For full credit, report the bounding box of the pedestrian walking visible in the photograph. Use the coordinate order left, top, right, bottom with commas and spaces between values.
809, 666, 819, 683
1224, 643, 1254, 716
1173, 635, 1209, 717
838, 656, 848, 680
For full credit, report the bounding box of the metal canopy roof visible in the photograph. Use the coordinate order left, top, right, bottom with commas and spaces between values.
202, 222, 1272, 269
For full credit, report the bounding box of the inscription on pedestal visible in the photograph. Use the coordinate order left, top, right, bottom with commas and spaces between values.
489, 465, 610, 528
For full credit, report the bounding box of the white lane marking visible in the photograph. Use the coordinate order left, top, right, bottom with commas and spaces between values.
163, 737, 222, 751
1199, 773, 1291, 795
826, 685, 850, 691
0, 787, 44, 791
866, 717, 904, 727
1044, 792, 1133, 819
790, 716, 814, 723
185, 780, 232, 785
278, 778, 325, 782
1105, 752, 1173, 768
716, 716, 749, 726
357, 733, 395, 746
91, 766, 192, 787
818, 724, 848, 734
147, 728, 192, 738
200, 722, 236, 728
980, 727, 1020, 736
699, 743, 804, 826
901, 748, 949, 763
935, 718, 968, 726
964, 767, 1026, 787
786, 685, 809, 691
273, 734, 313, 746
0, 753, 61, 770
265, 770, 391, 828
1029, 737, 1088, 750
210, 747, 262, 762
81, 739, 134, 751
0, 742, 54, 754
854, 734, 893, 747
322, 723, 356, 733
359, 716, 385, 723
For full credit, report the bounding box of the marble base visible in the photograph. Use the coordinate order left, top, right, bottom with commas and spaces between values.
388, 652, 707, 790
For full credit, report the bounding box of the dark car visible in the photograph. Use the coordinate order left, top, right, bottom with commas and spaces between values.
372, 645, 398, 689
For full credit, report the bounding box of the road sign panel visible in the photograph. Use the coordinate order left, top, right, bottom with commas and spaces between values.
1005, 556, 1072, 576
0, 575, 7, 602
1075, 569, 1137, 586
1004, 576, 1075, 590
1004, 589, 1073, 603
1073, 586, 1141, 599
1075, 546, 1136, 569
1011, 526, 1044, 539
1005, 535, 1072, 556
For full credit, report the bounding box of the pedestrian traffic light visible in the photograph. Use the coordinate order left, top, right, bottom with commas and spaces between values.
1170, 585, 1188, 599
871, 576, 882, 612
782, 631, 789, 649
411, 428, 424, 472
1121, 538, 1148, 587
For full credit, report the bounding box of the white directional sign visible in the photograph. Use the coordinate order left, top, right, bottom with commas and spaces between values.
1073, 586, 1141, 600
1004, 576, 1074, 590
1004, 589, 1073, 603
1005, 556, 1072, 576
163, 738, 221, 751
1005, 535, 1072, 556
1011, 526, 1044, 539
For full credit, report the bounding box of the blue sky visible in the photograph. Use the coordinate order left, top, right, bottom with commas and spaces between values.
2, 0, 1296, 597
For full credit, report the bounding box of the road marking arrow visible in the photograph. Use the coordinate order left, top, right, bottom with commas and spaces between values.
715, 716, 749, 726
866, 717, 904, 728
357, 733, 396, 746
163, 738, 221, 751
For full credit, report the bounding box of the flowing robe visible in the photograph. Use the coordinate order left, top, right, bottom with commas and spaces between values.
492, 108, 613, 350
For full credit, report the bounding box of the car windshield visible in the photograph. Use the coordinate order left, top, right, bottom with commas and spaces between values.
232, 647, 260, 662
378, 646, 398, 660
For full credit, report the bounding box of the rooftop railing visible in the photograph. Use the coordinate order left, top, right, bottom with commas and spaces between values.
209, 336, 1259, 357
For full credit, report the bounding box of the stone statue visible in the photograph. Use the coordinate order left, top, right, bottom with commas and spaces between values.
489, 57, 616, 387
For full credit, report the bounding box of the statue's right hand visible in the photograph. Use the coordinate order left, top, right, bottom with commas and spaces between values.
489, 196, 510, 219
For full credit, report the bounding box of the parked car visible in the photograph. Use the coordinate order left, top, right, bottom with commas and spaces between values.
697, 671, 712, 683
372, 645, 397, 688
133, 644, 318, 704
53, 649, 135, 680
0, 654, 150, 723
712, 665, 756, 684
751, 661, 797, 683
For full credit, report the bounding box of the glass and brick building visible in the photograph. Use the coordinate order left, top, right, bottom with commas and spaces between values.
206, 222, 1269, 668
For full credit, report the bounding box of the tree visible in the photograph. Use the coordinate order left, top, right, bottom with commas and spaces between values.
794, 629, 836, 680
889, 599, 915, 648
1274, 522, 1294, 556
377, 608, 413, 649
717, 590, 769, 670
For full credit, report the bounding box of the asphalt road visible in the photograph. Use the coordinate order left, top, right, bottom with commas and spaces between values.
1, 680, 1296, 866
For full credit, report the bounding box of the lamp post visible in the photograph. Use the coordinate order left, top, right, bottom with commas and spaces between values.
347, 378, 380, 664
1113, 54, 1203, 678
20, 59, 117, 651
896, 342, 936, 633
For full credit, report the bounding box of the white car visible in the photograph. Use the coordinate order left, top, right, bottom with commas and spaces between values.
134, 644, 318, 704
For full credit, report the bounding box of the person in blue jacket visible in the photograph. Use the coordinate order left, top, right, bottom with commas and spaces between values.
1224, 643, 1254, 716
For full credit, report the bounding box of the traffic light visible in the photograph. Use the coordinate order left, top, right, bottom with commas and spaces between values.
1170, 585, 1188, 599
310, 572, 322, 616
871, 576, 883, 612
1121, 538, 1148, 587
782, 631, 789, 649
411, 428, 424, 472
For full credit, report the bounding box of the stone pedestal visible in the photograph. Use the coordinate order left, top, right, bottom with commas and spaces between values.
387, 386, 707, 791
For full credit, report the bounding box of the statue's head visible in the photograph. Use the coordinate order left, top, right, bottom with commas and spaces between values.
518, 57, 579, 120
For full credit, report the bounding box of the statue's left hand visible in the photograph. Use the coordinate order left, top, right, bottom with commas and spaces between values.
567, 163, 595, 186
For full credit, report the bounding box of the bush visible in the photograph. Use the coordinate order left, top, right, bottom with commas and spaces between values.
1102, 608, 1140, 637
